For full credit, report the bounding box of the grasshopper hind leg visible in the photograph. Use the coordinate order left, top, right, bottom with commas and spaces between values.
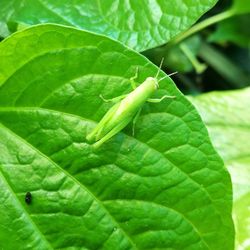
86, 102, 120, 142
132, 108, 142, 136
93, 117, 131, 148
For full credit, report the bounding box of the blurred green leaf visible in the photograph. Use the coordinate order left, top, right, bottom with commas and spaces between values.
0, 0, 218, 51
209, 14, 250, 47
0, 0, 21, 38
231, 0, 250, 14
0, 0, 20, 22
190, 88, 250, 250
0, 21, 10, 38
234, 193, 250, 250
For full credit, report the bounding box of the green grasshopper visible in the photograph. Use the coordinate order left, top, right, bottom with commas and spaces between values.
87, 63, 176, 148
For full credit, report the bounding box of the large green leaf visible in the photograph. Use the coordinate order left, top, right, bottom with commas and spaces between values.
190, 88, 250, 250
0, 24, 234, 249
0, 0, 218, 51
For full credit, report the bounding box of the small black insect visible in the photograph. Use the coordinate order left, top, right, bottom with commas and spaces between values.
25, 192, 32, 204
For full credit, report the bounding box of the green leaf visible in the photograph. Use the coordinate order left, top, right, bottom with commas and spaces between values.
0, 21, 11, 38
234, 193, 250, 250
0, 0, 20, 22
0, 24, 234, 249
0, 0, 218, 51
209, 14, 250, 47
190, 88, 250, 250
231, 0, 250, 14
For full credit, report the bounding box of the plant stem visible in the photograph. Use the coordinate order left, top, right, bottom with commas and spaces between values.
180, 44, 207, 74
199, 42, 249, 88
170, 9, 235, 45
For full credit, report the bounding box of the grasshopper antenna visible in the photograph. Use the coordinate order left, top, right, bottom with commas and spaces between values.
155, 58, 165, 79
158, 71, 178, 83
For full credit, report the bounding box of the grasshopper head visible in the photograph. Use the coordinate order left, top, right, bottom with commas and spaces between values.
146, 77, 159, 90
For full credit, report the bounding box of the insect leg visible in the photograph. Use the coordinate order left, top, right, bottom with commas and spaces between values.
132, 108, 142, 136
147, 95, 175, 103
93, 116, 132, 148
99, 94, 128, 103
129, 67, 139, 89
